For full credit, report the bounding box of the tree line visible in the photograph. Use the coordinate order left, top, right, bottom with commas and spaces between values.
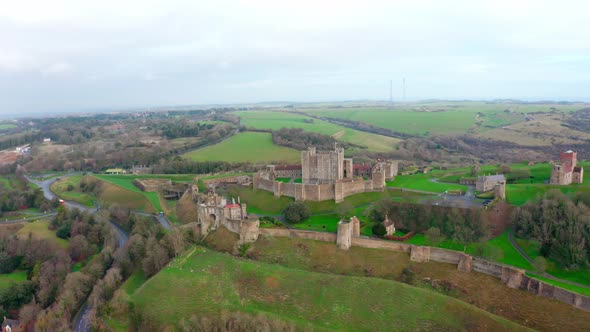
513, 190, 590, 269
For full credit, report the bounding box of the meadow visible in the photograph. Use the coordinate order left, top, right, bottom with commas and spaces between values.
183, 132, 300, 163
235, 111, 401, 152
131, 246, 527, 331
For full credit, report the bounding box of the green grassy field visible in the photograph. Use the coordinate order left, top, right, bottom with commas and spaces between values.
0, 270, 27, 288
227, 186, 428, 215
0, 123, 17, 130
387, 173, 468, 193
16, 221, 69, 249
50, 175, 96, 207
183, 132, 300, 163
235, 111, 401, 152
131, 247, 527, 331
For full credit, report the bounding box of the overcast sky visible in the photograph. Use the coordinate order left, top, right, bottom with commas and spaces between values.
1, 0, 589, 114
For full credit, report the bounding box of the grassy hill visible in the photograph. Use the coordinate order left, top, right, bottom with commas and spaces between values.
130, 246, 528, 332
183, 132, 300, 163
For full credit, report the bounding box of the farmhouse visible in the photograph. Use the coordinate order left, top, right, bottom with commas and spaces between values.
253, 146, 397, 203
550, 150, 584, 185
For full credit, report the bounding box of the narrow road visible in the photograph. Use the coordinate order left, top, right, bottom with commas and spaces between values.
508, 227, 590, 290
0, 212, 57, 224
26, 174, 130, 332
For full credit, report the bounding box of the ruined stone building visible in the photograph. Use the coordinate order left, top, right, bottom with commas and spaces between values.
476, 174, 506, 192
253, 146, 398, 202
192, 186, 259, 243
550, 150, 584, 185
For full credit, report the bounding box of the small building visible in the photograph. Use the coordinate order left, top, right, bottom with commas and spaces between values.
2, 316, 21, 332
382, 215, 395, 236
42, 137, 51, 142
105, 168, 125, 175
476, 174, 506, 192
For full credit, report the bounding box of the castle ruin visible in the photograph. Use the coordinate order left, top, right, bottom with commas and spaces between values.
550, 150, 584, 185
253, 146, 397, 203
192, 186, 260, 243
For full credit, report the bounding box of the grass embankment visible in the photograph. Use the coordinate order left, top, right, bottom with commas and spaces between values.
235, 110, 401, 152
16, 221, 69, 249
50, 175, 96, 207
183, 132, 300, 163
131, 246, 527, 331
0, 270, 27, 288
93, 175, 161, 212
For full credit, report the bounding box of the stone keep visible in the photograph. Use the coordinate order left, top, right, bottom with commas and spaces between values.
302, 147, 346, 184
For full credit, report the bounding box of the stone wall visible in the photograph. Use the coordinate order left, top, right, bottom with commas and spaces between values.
254, 177, 275, 192
259, 228, 337, 242
351, 237, 411, 252
429, 247, 462, 264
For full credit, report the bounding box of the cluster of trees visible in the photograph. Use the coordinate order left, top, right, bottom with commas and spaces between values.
282, 202, 311, 224
151, 158, 256, 175
157, 121, 214, 139
0, 169, 54, 214
0, 131, 42, 151
271, 128, 360, 151
513, 190, 590, 269
366, 200, 488, 245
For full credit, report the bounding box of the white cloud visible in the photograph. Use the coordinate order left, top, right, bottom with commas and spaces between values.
0, 0, 589, 112
41, 62, 73, 76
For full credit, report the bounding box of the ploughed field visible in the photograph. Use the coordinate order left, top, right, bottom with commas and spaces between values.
130, 245, 529, 332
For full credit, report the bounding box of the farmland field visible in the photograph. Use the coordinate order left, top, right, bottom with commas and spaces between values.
183, 132, 300, 163
131, 246, 527, 331
305, 102, 587, 137
235, 111, 401, 152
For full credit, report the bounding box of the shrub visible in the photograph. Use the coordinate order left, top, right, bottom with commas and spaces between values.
371, 223, 386, 237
